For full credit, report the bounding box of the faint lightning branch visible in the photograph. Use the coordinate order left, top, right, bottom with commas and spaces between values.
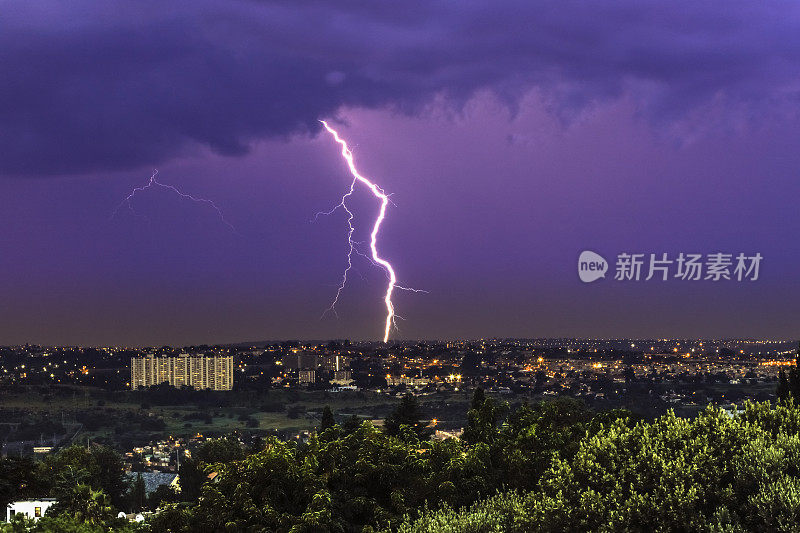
352, 245, 428, 295
317, 176, 357, 320
396, 284, 428, 293
318, 120, 424, 343
112, 169, 237, 233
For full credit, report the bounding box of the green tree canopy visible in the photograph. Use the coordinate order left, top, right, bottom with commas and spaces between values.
384, 394, 431, 440
320, 405, 336, 433
400, 401, 800, 533
39, 445, 127, 509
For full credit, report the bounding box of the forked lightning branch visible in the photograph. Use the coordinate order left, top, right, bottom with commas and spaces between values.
318, 121, 425, 342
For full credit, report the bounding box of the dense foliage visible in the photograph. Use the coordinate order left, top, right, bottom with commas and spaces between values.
144, 395, 618, 532
399, 401, 800, 532
7, 392, 800, 532
777, 353, 800, 403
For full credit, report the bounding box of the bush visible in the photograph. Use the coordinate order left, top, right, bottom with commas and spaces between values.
286, 405, 306, 419
400, 402, 800, 532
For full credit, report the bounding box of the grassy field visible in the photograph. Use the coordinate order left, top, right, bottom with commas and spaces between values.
0, 386, 474, 448
0, 380, 774, 452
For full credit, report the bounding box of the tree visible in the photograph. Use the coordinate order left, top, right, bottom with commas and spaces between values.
462, 387, 507, 445
1, 513, 143, 532
188, 437, 328, 532
778, 367, 790, 401
342, 414, 361, 435
470, 387, 486, 410
193, 436, 245, 464
148, 485, 179, 510
40, 445, 127, 509
182, 422, 496, 532
130, 473, 146, 512
395, 492, 529, 533
776, 342, 800, 402
384, 393, 431, 440
177, 436, 245, 503
50, 484, 114, 526
0, 456, 43, 509
319, 405, 335, 433
400, 402, 800, 532
147, 503, 194, 533
177, 458, 205, 503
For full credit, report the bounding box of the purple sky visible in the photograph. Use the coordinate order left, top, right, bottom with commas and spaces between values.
1, 1, 800, 345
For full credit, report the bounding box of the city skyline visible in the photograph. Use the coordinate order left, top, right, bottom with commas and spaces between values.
1, 2, 800, 345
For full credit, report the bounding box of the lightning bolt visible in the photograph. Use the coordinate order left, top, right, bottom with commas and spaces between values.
112, 169, 236, 233
318, 120, 425, 343
315, 175, 357, 321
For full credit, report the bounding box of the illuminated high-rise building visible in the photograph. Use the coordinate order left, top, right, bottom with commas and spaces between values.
130, 354, 234, 391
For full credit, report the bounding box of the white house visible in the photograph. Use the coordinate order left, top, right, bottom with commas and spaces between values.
6, 499, 57, 522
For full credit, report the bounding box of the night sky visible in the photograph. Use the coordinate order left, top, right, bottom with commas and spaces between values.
2, 1, 800, 345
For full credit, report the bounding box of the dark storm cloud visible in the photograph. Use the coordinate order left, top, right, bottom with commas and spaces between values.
2, 0, 799, 175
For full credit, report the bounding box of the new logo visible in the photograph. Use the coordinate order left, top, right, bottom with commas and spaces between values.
578, 250, 608, 283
